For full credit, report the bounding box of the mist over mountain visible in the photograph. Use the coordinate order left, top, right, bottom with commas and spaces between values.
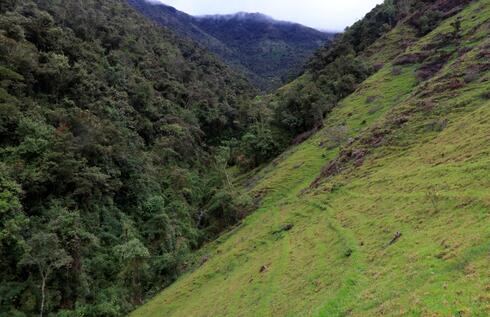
127, 0, 334, 90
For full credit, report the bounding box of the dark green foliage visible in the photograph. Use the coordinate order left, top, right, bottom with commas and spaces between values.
239, 123, 280, 168
0, 165, 29, 313
307, 0, 467, 74
193, 14, 332, 91
294, 1, 444, 154
417, 10, 444, 36
267, 53, 368, 151
234, 0, 437, 169
407, 0, 472, 36
0, 0, 19, 14
0, 0, 256, 315
274, 82, 333, 136
20, 232, 73, 317
308, 0, 402, 73
127, 0, 333, 91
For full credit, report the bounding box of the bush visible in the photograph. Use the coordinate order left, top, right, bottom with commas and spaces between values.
240, 124, 279, 168
424, 119, 448, 132
392, 66, 402, 76
416, 10, 443, 36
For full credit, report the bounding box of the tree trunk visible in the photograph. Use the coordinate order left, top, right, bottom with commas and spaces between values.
224, 170, 232, 190
40, 274, 46, 317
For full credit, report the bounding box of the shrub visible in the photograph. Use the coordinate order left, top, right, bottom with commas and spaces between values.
464, 69, 479, 83
366, 95, 377, 104
368, 104, 383, 115
392, 66, 402, 76
480, 91, 490, 100
425, 119, 448, 132
417, 10, 444, 36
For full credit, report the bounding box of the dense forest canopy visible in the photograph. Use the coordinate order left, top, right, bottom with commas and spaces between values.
127, 0, 333, 91
0, 0, 259, 315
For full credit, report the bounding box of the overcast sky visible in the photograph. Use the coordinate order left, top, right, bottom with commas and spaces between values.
154, 0, 384, 31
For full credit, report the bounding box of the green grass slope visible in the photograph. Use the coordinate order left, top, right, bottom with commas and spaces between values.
131, 1, 490, 316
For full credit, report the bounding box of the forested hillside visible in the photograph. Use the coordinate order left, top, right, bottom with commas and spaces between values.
131, 0, 490, 316
127, 0, 333, 91
0, 0, 259, 315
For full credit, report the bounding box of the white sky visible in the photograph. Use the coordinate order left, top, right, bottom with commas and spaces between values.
155, 0, 385, 31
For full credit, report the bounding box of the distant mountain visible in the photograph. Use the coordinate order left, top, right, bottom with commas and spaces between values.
127, 0, 334, 90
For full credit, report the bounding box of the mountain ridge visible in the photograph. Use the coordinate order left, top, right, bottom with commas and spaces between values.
127, 0, 334, 90
195, 12, 276, 22
194, 12, 305, 26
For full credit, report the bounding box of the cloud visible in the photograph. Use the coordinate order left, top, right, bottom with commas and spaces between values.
155, 0, 384, 31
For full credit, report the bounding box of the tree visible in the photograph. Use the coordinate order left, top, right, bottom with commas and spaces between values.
451, 17, 462, 39
0, 0, 256, 314
20, 233, 72, 317
0, 165, 29, 312
0, 0, 19, 13
240, 123, 279, 167
396, 0, 413, 17
114, 238, 150, 305
0, 164, 26, 250
417, 10, 443, 36
214, 146, 232, 189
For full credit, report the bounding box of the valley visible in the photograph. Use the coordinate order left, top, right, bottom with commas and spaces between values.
1, 0, 489, 316
131, 0, 490, 316
127, 0, 333, 90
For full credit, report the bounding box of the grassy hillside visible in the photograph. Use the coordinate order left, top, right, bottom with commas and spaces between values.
130, 1, 490, 316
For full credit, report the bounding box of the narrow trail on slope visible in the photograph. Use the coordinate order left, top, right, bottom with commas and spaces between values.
307, 200, 367, 317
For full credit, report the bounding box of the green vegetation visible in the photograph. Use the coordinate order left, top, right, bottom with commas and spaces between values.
2, 0, 489, 316
0, 0, 259, 315
127, 0, 333, 91
0, 0, 402, 315
130, 0, 490, 316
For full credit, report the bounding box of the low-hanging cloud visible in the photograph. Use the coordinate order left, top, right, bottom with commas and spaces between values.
154, 0, 384, 31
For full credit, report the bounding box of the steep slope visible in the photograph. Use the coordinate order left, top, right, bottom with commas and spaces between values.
126, 0, 233, 58
131, 1, 490, 316
127, 0, 333, 90
193, 13, 332, 90
0, 0, 256, 315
